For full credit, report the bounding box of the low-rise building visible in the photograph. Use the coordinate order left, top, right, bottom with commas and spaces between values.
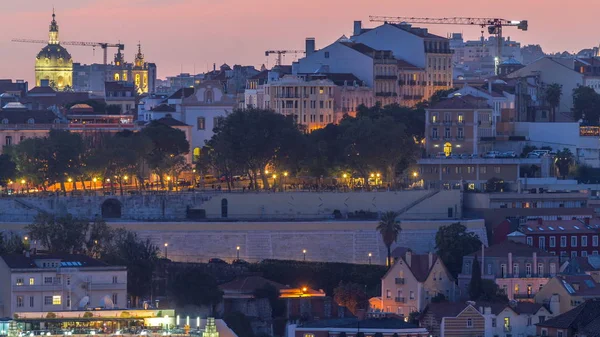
521, 219, 600, 259
381, 250, 456, 317
561, 256, 600, 282
288, 317, 428, 337
534, 275, 600, 315
535, 299, 600, 337
486, 301, 551, 337
458, 237, 559, 300
419, 302, 485, 337
0, 253, 127, 318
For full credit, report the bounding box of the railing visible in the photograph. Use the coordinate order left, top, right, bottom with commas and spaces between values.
399, 80, 418, 86
395, 278, 405, 284
456, 136, 464, 141
431, 135, 439, 140
395, 297, 406, 303
514, 293, 533, 299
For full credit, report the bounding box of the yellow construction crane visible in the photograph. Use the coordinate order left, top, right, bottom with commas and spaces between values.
12, 38, 125, 65
369, 16, 528, 62
265, 50, 305, 67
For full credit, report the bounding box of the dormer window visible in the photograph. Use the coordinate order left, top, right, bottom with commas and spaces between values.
27, 118, 35, 124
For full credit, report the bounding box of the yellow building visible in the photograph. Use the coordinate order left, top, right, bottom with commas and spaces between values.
35, 11, 73, 91
132, 44, 149, 94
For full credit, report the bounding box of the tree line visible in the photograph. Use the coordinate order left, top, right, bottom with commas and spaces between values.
200, 104, 424, 190
0, 121, 189, 193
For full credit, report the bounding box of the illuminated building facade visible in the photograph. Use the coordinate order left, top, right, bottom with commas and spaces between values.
35, 11, 73, 91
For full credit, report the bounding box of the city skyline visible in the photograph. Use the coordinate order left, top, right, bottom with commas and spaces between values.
1, 0, 597, 85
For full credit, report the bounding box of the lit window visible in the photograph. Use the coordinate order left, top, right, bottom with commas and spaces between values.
16, 278, 23, 286
29, 278, 34, 285
52, 295, 61, 305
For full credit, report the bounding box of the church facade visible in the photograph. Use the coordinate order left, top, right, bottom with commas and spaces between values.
35, 11, 73, 91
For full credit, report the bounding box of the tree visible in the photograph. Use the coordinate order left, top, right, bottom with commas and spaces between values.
545, 83, 562, 122
223, 312, 254, 337
333, 282, 368, 315
10, 137, 48, 189
253, 283, 285, 318
103, 229, 159, 306
377, 211, 401, 268
574, 164, 600, 184
0, 154, 16, 189
141, 121, 190, 187
26, 213, 89, 254
573, 86, 600, 124
0, 232, 26, 254
468, 257, 482, 300
86, 217, 114, 259
479, 279, 508, 302
554, 148, 574, 179
169, 268, 223, 314
208, 108, 303, 189
46, 130, 85, 192
435, 222, 482, 278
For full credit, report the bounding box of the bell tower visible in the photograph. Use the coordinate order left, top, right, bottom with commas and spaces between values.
48, 9, 59, 45
132, 42, 148, 94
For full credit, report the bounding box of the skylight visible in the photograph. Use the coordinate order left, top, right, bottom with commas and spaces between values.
562, 280, 576, 294
527, 227, 533, 232
548, 227, 555, 231
585, 280, 596, 288
559, 226, 565, 230
574, 226, 580, 230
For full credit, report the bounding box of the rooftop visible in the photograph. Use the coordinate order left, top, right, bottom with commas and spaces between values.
0, 109, 59, 124
298, 317, 418, 330
521, 219, 598, 234
168, 88, 195, 100
537, 299, 600, 330
555, 275, 600, 297
155, 116, 189, 127
1, 254, 114, 269
468, 240, 553, 258
428, 94, 490, 110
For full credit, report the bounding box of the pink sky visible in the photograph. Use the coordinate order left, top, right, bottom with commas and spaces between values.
1, 0, 597, 85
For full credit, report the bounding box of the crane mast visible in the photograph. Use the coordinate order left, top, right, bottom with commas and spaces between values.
265, 50, 305, 67
369, 16, 528, 72
12, 38, 125, 65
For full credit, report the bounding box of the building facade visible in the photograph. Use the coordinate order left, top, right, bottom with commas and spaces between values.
381, 250, 456, 316
35, 12, 73, 91
420, 302, 485, 337
534, 275, 600, 315
521, 219, 600, 259
458, 238, 559, 300
0, 254, 127, 318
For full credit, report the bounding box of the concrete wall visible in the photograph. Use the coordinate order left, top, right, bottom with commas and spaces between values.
0, 190, 460, 222
1, 219, 487, 265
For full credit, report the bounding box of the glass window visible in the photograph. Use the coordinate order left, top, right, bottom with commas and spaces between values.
197, 117, 205, 130
467, 318, 473, 328
29, 296, 34, 307
112, 276, 118, 284
44, 277, 53, 284
16, 278, 23, 286
572, 236, 578, 247
550, 236, 556, 247
16, 296, 23, 307
29, 278, 34, 285
582, 236, 588, 247
561, 236, 567, 247
52, 295, 61, 305
44, 296, 52, 305
527, 237, 533, 246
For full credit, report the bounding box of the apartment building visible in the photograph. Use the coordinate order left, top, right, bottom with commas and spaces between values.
262, 75, 336, 132
0, 254, 127, 318
521, 219, 600, 259
458, 237, 559, 300
381, 250, 456, 317
398, 60, 426, 107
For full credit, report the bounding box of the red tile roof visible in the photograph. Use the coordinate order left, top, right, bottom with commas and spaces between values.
429, 94, 491, 110
521, 219, 598, 234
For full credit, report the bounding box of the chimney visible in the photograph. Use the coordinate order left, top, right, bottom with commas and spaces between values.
353, 21, 362, 36
537, 218, 543, 225
406, 250, 412, 267
428, 251, 433, 270
213, 63, 216, 72
305, 38, 315, 56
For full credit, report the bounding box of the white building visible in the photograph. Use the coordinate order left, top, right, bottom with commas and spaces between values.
0, 254, 127, 318
450, 84, 515, 125
482, 302, 553, 337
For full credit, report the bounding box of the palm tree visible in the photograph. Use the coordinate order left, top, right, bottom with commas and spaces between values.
377, 211, 402, 268
554, 148, 574, 179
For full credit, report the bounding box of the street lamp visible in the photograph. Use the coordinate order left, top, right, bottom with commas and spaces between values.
283, 172, 288, 177
164, 243, 168, 259
413, 172, 418, 178
368, 252, 372, 265
236, 246, 240, 260
302, 249, 307, 261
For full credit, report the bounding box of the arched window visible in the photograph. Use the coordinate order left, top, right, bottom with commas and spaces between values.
27, 118, 35, 124
221, 198, 228, 218
114, 73, 120, 81
193, 147, 201, 162
444, 142, 452, 156
205, 90, 214, 103
1, 119, 8, 124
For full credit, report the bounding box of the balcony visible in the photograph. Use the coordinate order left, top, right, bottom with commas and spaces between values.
375, 92, 398, 97
403, 95, 423, 100
376, 75, 398, 80
395, 278, 405, 284
514, 293, 533, 300
430, 119, 440, 125
395, 297, 406, 303
275, 93, 302, 99
456, 120, 465, 125
456, 136, 465, 141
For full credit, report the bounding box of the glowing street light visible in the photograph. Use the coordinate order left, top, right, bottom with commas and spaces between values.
236, 246, 240, 259
272, 174, 277, 179
123, 175, 128, 181
302, 249, 307, 261
342, 173, 347, 178
368, 252, 372, 265
67, 178, 72, 183
265, 170, 269, 175
20, 179, 25, 184
283, 172, 288, 177
413, 172, 418, 178
164, 243, 168, 259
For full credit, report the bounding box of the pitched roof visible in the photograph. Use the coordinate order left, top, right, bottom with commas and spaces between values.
390, 24, 447, 40
156, 116, 189, 127
301, 73, 362, 86
1, 254, 111, 269
469, 240, 553, 258
385, 251, 449, 283
555, 275, 600, 297
168, 88, 195, 100
429, 95, 491, 110
507, 301, 547, 315
0, 109, 59, 124
521, 219, 598, 234
151, 104, 176, 112
28, 86, 56, 95
298, 317, 417, 330
219, 276, 287, 293
397, 59, 422, 70
422, 302, 472, 322
537, 299, 600, 329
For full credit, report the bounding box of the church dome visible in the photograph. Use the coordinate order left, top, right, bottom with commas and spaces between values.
36, 44, 72, 63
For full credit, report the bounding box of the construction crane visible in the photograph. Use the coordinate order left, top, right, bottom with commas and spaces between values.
369, 16, 528, 64
12, 38, 125, 65
265, 50, 305, 67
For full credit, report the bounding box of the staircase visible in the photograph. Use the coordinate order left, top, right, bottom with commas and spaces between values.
397, 189, 440, 216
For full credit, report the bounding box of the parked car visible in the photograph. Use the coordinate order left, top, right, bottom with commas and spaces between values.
202, 175, 218, 184
501, 151, 517, 158
527, 152, 541, 158
483, 151, 501, 158
459, 153, 470, 159
531, 150, 550, 157
208, 258, 228, 265
468, 154, 479, 159
449, 153, 460, 159
232, 259, 249, 265
435, 152, 447, 159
